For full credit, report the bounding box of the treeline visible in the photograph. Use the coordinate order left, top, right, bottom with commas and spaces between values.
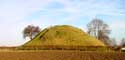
0, 47, 16, 50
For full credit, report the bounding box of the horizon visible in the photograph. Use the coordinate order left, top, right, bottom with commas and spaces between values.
0, 0, 125, 46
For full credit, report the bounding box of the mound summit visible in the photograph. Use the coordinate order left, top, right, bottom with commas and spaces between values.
22, 25, 105, 47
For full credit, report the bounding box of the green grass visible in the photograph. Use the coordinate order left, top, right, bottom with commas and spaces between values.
23, 25, 105, 46
18, 25, 108, 51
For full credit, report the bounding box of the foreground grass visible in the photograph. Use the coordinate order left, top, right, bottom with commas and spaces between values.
0, 50, 124, 60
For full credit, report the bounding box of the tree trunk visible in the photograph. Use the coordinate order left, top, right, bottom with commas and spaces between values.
29, 32, 32, 40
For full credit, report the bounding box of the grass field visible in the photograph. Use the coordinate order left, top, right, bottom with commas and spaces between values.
0, 50, 124, 60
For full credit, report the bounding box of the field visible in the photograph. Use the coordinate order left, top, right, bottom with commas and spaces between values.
0, 50, 124, 60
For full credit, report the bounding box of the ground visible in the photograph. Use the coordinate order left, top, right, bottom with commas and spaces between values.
0, 50, 124, 60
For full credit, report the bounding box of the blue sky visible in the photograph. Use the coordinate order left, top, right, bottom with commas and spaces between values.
0, 0, 125, 46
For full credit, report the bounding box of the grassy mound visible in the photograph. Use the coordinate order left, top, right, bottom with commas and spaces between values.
20, 25, 106, 50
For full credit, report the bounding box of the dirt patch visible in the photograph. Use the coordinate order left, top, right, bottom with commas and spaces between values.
0, 50, 124, 60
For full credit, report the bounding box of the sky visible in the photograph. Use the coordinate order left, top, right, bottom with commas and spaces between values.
0, 0, 125, 46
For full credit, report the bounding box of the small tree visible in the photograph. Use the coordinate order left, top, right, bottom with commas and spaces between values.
23, 25, 40, 40
109, 38, 117, 46
121, 38, 125, 47
87, 18, 110, 45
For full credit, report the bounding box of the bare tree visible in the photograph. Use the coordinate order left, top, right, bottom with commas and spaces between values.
121, 38, 125, 47
23, 25, 40, 40
87, 18, 110, 45
109, 38, 117, 46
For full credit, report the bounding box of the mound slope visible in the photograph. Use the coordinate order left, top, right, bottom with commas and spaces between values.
22, 25, 105, 47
